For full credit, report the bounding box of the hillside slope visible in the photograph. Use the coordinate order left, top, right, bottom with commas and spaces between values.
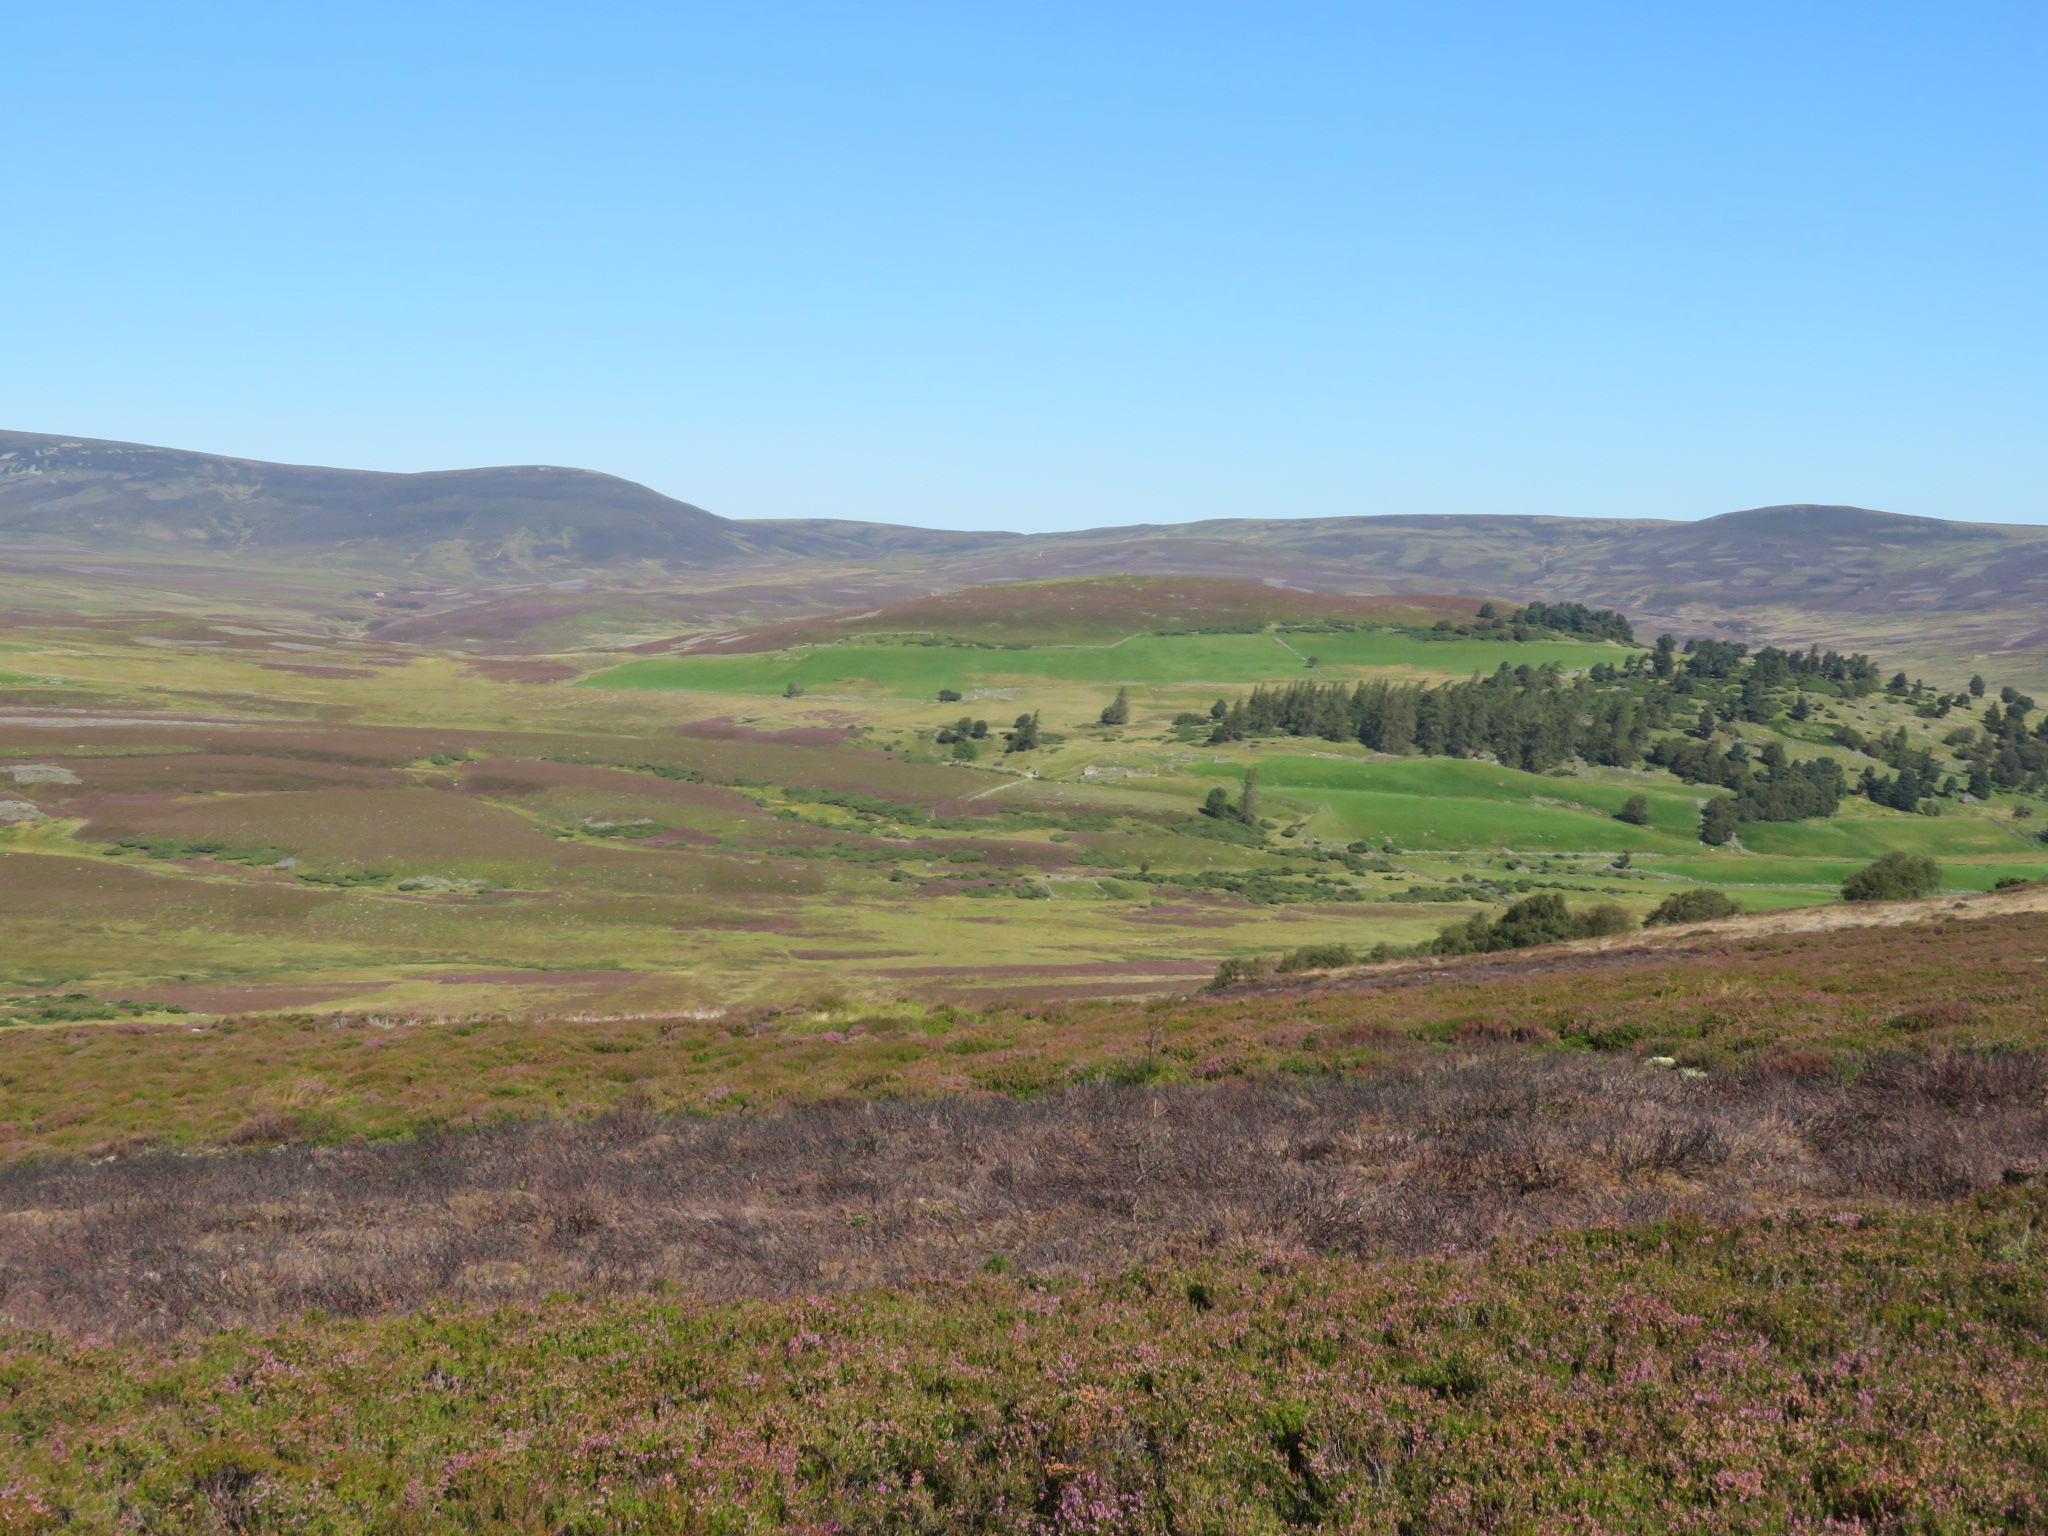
667, 575, 1488, 652
0, 430, 1007, 574
11, 427, 2048, 682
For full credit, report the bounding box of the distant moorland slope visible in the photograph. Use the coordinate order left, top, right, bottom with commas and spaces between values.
8, 428, 2048, 682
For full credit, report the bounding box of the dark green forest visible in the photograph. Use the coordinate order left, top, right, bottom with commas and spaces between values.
1198, 631, 2048, 843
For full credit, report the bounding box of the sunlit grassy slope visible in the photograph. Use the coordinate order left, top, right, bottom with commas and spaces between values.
581, 630, 1613, 696
8, 899, 2048, 1161
6, 595, 2048, 1029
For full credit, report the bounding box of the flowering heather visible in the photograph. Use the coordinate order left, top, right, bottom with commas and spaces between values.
6, 1051, 2045, 1338
11, 909, 2048, 1163
2, 1189, 2045, 1532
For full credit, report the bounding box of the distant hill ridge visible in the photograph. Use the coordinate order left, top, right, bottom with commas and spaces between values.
10, 427, 2048, 685
3, 428, 2036, 579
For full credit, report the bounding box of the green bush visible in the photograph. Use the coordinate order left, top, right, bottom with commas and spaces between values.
1490, 892, 1577, 948
1571, 902, 1635, 938
1614, 794, 1650, 826
1644, 887, 1743, 926
1430, 893, 1635, 955
1842, 851, 1941, 902
1209, 955, 1268, 988
1275, 943, 1358, 973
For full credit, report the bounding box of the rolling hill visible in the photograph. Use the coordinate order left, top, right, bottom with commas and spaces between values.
658, 575, 1489, 653
9, 427, 2048, 683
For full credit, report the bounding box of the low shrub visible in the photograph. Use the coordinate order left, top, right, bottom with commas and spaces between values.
1275, 943, 1357, 973
1843, 851, 1942, 902
1643, 887, 1743, 926
1209, 955, 1269, 988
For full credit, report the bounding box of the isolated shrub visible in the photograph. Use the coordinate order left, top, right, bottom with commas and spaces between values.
1569, 903, 1634, 939
1275, 943, 1357, 973
1614, 794, 1650, 826
1994, 875, 2037, 891
1643, 888, 1742, 926
1843, 851, 1941, 902
1489, 893, 1576, 949
1098, 687, 1130, 726
1209, 955, 1268, 989
937, 688, 963, 702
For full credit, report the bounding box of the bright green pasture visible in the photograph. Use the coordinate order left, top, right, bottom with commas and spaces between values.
1191, 756, 1705, 851
1739, 810, 2040, 860
581, 631, 1624, 698
1649, 856, 2048, 892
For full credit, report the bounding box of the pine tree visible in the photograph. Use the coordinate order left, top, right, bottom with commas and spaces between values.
1099, 688, 1130, 726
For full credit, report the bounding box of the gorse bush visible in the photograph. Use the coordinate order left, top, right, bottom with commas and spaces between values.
1843, 851, 1943, 902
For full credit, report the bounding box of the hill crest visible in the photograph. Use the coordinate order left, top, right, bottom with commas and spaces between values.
663, 576, 1489, 653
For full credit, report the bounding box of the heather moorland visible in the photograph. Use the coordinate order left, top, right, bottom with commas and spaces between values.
6, 551, 2048, 1530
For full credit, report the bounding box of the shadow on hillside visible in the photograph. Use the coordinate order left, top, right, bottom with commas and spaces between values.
6, 1049, 2044, 1337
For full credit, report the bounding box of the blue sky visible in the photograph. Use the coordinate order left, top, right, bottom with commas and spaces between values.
3, 1, 2045, 530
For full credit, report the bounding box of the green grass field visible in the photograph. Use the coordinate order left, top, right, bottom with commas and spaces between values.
582, 630, 1617, 697
1739, 809, 2042, 859
1189, 755, 1707, 850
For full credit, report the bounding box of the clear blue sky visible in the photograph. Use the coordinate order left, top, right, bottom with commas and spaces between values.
4, 1, 2045, 530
